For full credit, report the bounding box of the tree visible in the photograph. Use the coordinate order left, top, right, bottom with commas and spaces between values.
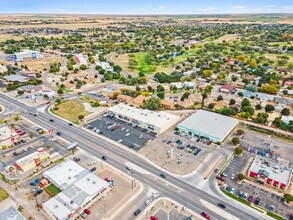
17, 90, 24, 95
255, 104, 262, 110
281, 108, 290, 116
235, 147, 243, 155
238, 92, 243, 97
237, 173, 246, 181
236, 129, 245, 136
46, 145, 51, 151
57, 89, 63, 95
232, 137, 240, 146
265, 104, 275, 112
217, 95, 223, 101
43, 94, 49, 99
157, 92, 165, 100
181, 92, 190, 101
241, 98, 250, 108
10, 123, 15, 129
29, 132, 33, 139
201, 92, 207, 107
143, 97, 162, 110
208, 103, 215, 109
284, 194, 293, 204
242, 106, 255, 116
78, 115, 85, 120
259, 85, 279, 95
229, 99, 236, 105
80, 64, 87, 70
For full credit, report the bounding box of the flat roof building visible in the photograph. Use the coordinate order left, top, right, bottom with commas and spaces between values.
2, 75, 29, 83
43, 160, 109, 220
177, 110, 238, 143
248, 156, 292, 191
0, 206, 26, 220
12, 50, 43, 62
43, 159, 88, 190
107, 103, 180, 134
15, 147, 50, 172
0, 127, 19, 147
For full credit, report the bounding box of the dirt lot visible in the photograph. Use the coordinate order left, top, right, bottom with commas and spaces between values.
140, 126, 218, 175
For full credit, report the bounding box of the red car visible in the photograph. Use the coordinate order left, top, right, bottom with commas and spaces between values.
248, 196, 254, 203
201, 212, 211, 219
150, 216, 158, 220
216, 176, 225, 181
84, 209, 91, 215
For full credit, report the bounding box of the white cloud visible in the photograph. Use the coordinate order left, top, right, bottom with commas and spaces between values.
43, 8, 65, 13
158, 6, 167, 10
231, 6, 245, 10
195, 7, 216, 13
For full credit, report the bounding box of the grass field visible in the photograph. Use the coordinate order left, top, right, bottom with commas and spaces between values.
52, 100, 91, 123
80, 96, 100, 107
213, 34, 240, 43
23, 57, 65, 72
268, 42, 291, 47
135, 52, 156, 73
0, 34, 23, 42
0, 188, 9, 202
46, 184, 61, 196
263, 53, 293, 63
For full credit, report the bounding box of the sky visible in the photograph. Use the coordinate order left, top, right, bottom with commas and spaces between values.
1, 0, 293, 14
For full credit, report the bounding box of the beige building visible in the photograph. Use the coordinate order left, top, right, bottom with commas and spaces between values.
0, 127, 19, 147
15, 147, 50, 172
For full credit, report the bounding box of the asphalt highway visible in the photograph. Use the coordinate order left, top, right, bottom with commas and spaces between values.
0, 93, 268, 220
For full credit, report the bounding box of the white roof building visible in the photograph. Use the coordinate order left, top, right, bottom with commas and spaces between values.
43, 159, 89, 190
177, 110, 238, 143
281, 116, 293, 125
43, 160, 109, 220
74, 54, 87, 65
108, 103, 180, 134
170, 82, 183, 89
12, 50, 43, 62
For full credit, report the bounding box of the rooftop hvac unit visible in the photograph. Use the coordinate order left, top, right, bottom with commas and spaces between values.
93, 181, 96, 184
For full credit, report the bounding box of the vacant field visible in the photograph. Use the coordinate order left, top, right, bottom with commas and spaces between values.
213, 34, 240, 43
268, 42, 292, 47
80, 96, 100, 107
46, 184, 61, 196
111, 53, 132, 72
0, 34, 23, 42
0, 188, 9, 202
263, 53, 293, 63
52, 100, 91, 123
23, 57, 65, 72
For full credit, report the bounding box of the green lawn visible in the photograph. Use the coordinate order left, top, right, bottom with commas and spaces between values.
46, 184, 61, 196
135, 52, 156, 73
80, 96, 100, 108
267, 211, 286, 220
52, 100, 91, 123
0, 188, 9, 202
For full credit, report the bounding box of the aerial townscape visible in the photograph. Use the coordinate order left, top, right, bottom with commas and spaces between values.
0, 1, 293, 220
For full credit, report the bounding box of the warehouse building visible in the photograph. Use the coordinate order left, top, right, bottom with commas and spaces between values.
43, 160, 109, 220
107, 103, 180, 134
177, 110, 238, 143
12, 50, 43, 62
248, 156, 292, 191
15, 147, 50, 172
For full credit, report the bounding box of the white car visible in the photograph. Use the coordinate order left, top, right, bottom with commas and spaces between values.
118, 139, 123, 143
152, 193, 160, 199
145, 198, 153, 206
125, 129, 129, 133
125, 133, 130, 137
80, 212, 88, 218
121, 127, 125, 131
231, 174, 235, 180
139, 135, 143, 139
87, 161, 96, 166
95, 129, 100, 133
177, 154, 183, 160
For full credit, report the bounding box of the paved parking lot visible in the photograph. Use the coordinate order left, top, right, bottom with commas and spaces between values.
240, 129, 293, 165
221, 152, 293, 219
154, 209, 168, 220
87, 116, 156, 151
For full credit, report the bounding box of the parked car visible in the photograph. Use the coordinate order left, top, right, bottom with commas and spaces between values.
269, 205, 275, 212
56, 132, 62, 136
87, 161, 96, 166
254, 198, 260, 205
248, 196, 254, 203
230, 173, 235, 180
218, 203, 226, 209
13, 152, 19, 156
289, 213, 293, 220
243, 193, 249, 200
150, 216, 158, 220
80, 212, 88, 218
134, 209, 141, 216
49, 119, 54, 122
221, 172, 228, 177
30, 181, 38, 186
216, 176, 225, 181
84, 209, 91, 215
238, 191, 244, 198
89, 167, 96, 172
102, 156, 107, 161
68, 123, 73, 126
159, 173, 166, 178
201, 212, 211, 219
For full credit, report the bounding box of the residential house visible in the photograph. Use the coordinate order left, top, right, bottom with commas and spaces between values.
117, 94, 132, 103
219, 84, 235, 93
213, 100, 228, 110
132, 95, 148, 107
161, 100, 175, 110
